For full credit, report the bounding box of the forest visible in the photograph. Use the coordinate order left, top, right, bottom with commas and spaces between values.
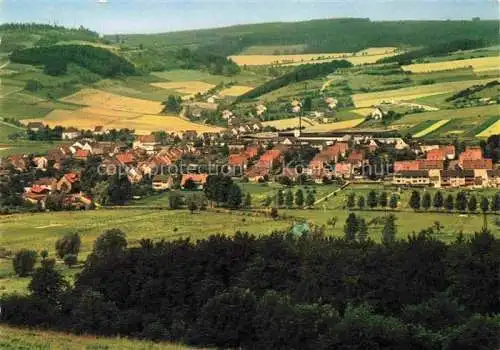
1, 227, 498, 349
237, 60, 352, 101
378, 39, 489, 65
9, 45, 137, 77
119, 18, 499, 56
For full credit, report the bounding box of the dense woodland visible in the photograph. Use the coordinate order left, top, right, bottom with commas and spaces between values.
118, 18, 499, 56
9, 45, 137, 77
237, 60, 352, 101
379, 39, 489, 65
1, 227, 499, 349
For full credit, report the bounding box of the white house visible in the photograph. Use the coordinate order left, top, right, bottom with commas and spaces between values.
62, 128, 81, 140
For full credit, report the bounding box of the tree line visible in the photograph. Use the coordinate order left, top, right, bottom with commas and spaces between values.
236, 60, 352, 101
378, 39, 486, 65
10, 45, 136, 77
408, 190, 500, 213
1, 227, 499, 349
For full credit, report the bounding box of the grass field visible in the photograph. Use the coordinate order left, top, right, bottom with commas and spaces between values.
0, 325, 189, 350
219, 85, 254, 96
402, 56, 500, 73
393, 104, 499, 125
351, 78, 498, 108
151, 81, 216, 97
228, 52, 349, 66
262, 117, 315, 130
151, 69, 268, 87
413, 119, 449, 138
476, 118, 500, 138
304, 118, 365, 132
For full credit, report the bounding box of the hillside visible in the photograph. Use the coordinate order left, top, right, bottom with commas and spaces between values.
114, 18, 499, 55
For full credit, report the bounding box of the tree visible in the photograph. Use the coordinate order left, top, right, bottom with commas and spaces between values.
434, 191, 444, 210
346, 193, 355, 209
344, 213, 358, 241
455, 191, 468, 212
187, 199, 198, 213
24, 79, 43, 92
480, 197, 489, 213
491, 193, 500, 212
189, 288, 257, 348
358, 218, 368, 242
379, 192, 388, 208
295, 189, 304, 207
389, 194, 398, 209
29, 259, 68, 303
382, 214, 397, 245
305, 191, 315, 207
93, 229, 127, 257
302, 96, 312, 112
422, 192, 431, 210
409, 190, 421, 211
13, 249, 37, 277
183, 178, 197, 191
357, 195, 365, 209
162, 94, 183, 113
55, 233, 81, 259
244, 192, 252, 208
445, 194, 454, 211
227, 184, 242, 209
367, 190, 378, 209
285, 189, 294, 208
108, 174, 132, 205
468, 195, 477, 212
276, 189, 284, 207
270, 207, 278, 219
91, 181, 110, 206
168, 191, 183, 209
44, 57, 68, 76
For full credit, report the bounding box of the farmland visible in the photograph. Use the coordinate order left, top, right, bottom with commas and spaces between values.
351, 78, 498, 108
151, 81, 216, 97
304, 118, 366, 132
229, 47, 399, 66
219, 85, 254, 96
413, 119, 450, 138
0, 325, 188, 350
262, 116, 315, 130
476, 118, 500, 138
402, 56, 500, 73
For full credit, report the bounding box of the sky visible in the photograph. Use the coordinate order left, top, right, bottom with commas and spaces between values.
1, 0, 499, 34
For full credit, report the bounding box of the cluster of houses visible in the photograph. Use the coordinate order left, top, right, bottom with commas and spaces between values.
393, 145, 498, 188
3, 127, 499, 210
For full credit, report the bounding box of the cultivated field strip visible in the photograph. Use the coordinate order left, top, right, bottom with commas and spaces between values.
476, 118, 500, 138
402, 56, 500, 73
413, 119, 450, 138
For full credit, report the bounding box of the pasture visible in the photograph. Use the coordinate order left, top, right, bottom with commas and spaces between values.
150, 81, 216, 96
0, 325, 188, 350
351, 78, 497, 108
219, 85, 254, 96
402, 56, 500, 73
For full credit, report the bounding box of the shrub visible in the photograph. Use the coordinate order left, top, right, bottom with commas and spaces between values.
63, 254, 78, 267
12, 249, 38, 277
55, 233, 81, 259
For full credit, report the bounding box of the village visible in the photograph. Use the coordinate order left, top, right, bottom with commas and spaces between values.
2, 119, 498, 211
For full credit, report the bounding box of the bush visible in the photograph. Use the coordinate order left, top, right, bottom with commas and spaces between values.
55, 233, 81, 259
12, 249, 38, 277
63, 254, 78, 267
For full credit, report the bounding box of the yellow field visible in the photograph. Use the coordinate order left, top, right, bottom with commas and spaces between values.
304, 118, 365, 132
150, 81, 215, 95
0, 325, 188, 350
24, 109, 223, 135
413, 119, 450, 138
402, 56, 500, 73
351, 107, 375, 116
228, 52, 349, 66
61, 88, 164, 114
219, 85, 254, 96
352, 78, 498, 108
229, 47, 400, 66
262, 117, 315, 130
476, 119, 500, 138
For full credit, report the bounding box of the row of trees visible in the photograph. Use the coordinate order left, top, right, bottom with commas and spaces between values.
237, 60, 352, 100
409, 190, 500, 212
263, 188, 316, 208
2, 227, 499, 349
346, 191, 399, 210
